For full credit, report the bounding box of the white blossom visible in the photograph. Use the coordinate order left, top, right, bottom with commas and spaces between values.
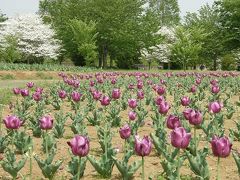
0, 13, 62, 60
141, 26, 175, 63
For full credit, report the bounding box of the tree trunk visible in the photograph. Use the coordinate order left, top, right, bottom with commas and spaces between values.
98, 52, 102, 68
102, 45, 108, 69
168, 62, 171, 70
148, 61, 151, 70
110, 56, 113, 68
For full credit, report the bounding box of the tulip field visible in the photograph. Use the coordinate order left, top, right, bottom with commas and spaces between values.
1, 71, 240, 179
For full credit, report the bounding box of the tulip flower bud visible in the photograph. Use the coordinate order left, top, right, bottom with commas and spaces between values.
210, 136, 232, 158
128, 99, 137, 109
67, 135, 90, 157
71, 91, 82, 102
166, 115, 181, 129
188, 110, 203, 126
3, 115, 22, 129
112, 89, 121, 99
26, 82, 34, 88
100, 95, 110, 106
119, 124, 131, 139
128, 111, 137, 121
181, 96, 191, 106
39, 115, 53, 130
211, 86, 220, 94
158, 101, 170, 115
21, 89, 29, 97
134, 135, 152, 157
32, 92, 42, 102
13, 88, 21, 95
137, 90, 144, 100
208, 101, 223, 114
170, 127, 191, 149
58, 90, 67, 99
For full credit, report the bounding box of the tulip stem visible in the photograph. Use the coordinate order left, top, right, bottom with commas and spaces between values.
217, 157, 220, 180
45, 131, 49, 158
194, 126, 197, 154
29, 147, 33, 180
142, 156, 145, 180
77, 156, 82, 180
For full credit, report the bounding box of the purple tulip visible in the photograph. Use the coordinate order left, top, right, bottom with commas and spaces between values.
137, 81, 143, 89
158, 101, 170, 115
137, 90, 144, 100
166, 115, 181, 129
155, 96, 165, 105
26, 82, 34, 88
170, 127, 191, 149
3, 115, 22, 129
209, 101, 223, 114
71, 91, 82, 102
119, 124, 131, 139
92, 90, 102, 100
211, 136, 232, 158
13, 88, 21, 95
157, 86, 165, 95
35, 87, 44, 94
211, 86, 220, 94
134, 135, 152, 157
128, 111, 137, 121
195, 78, 201, 85
188, 110, 203, 126
58, 90, 67, 99
128, 99, 137, 109
111, 79, 117, 84
39, 115, 53, 130
181, 96, 191, 106
183, 108, 193, 120
89, 80, 95, 87
100, 95, 110, 106
67, 135, 90, 157
190, 85, 197, 93
112, 89, 121, 99
21, 89, 29, 97
32, 92, 42, 102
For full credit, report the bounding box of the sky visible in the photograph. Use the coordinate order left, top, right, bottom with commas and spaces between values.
0, 0, 215, 18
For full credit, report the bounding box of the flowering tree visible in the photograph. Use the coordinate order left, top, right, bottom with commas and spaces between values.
0, 14, 62, 63
141, 26, 175, 69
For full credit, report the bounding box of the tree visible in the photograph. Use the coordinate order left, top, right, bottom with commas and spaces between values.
184, 5, 225, 70
0, 10, 7, 23
0, 35, 21, 63
69, 19, 98, 66
148, 0, 180, 26
169, 26, 203, 70
215, 0, 240, 51
0, 14, 62, 64
39, 0, 162, 68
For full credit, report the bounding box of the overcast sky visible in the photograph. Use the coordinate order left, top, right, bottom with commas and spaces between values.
0, 0, 215, 18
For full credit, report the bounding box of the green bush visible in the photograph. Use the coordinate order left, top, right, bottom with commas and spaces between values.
221, 54, 236, 71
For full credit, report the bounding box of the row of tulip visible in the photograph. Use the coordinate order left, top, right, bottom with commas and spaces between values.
0, 71, 240, 179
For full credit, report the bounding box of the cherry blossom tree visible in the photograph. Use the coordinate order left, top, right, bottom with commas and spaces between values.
0, 14, 62, 63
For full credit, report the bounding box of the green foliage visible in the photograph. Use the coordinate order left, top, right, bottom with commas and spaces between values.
14, 131, 33, 154
186, 148, 210, 180
0, 35, 22, 63
1, 149, 27, 179
68, 156, 87, 179
113, 150, 142, 180
34, 149, 63, 180
39, 0, 162, 68
169, 26, 203, 70
0, 10, 7, 23
233, 151, 240, 176
221, 54, 236, 71
69, 19, 98, 66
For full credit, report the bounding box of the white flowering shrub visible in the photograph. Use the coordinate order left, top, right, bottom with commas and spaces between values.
141, 26, 175, 65
0, 14, 62, 61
